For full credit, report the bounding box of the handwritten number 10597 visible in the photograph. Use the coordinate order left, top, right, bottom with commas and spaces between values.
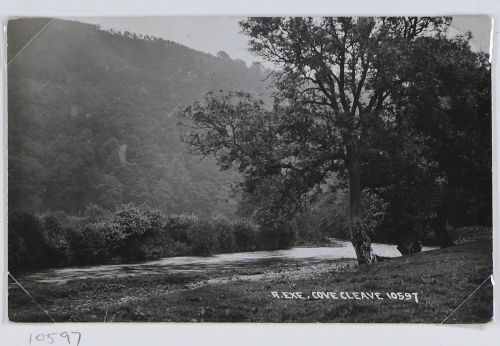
29, 332, 81, 345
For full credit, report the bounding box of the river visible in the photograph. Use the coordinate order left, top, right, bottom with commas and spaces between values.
14, 239, 437, 285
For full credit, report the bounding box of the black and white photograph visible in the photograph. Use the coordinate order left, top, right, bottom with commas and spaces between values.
7, 16, 493, 323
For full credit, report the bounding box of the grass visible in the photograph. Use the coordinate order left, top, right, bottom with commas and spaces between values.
8, 240, 492, 323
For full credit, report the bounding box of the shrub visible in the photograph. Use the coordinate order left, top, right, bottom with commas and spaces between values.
108, 204, 166, 261
136, 236, 164, 259
67, 204, 168, 264
142, 207, 166, 235
186, 218, 216, 256
164, 215, 193, 244
113, 204, 154, 240
68, 221, 111, 265
8, 212, 50, 272
278, 221, 298, 249
42, 216, 73, 267
257, 220, 297, 251
213, 217, 236, 253
9, 204, 298, 271
233, 220, 258, 252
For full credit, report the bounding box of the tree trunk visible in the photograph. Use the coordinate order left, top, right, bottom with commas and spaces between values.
347, 148, 375, 264
396, 226, 423, 255
433, 205, 454, 247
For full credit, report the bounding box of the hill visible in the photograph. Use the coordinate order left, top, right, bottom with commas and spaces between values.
8, 18, 272, 218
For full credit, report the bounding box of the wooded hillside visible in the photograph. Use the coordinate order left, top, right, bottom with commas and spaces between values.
8, 18, 271, 218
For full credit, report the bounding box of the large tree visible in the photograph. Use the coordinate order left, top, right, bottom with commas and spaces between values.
183, 17, 452, 264
395, 34, 492, 243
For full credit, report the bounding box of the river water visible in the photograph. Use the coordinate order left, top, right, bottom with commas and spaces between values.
14, 240, 437, 285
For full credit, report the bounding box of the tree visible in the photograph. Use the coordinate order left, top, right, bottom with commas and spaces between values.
9, 18, 269, 219
400, 35, 492, 241
183, 17, 450, 264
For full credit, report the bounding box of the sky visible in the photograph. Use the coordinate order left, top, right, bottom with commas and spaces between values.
76, 17, 260, 65
74, 16, 492, 66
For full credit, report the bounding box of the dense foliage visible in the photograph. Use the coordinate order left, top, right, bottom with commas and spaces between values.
8, 18, 272, 218
182, 17, 492, 260
8, 18, 492, 271
8, 205, 289, 273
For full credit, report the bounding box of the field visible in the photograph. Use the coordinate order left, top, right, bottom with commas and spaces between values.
8, 240, 492, 323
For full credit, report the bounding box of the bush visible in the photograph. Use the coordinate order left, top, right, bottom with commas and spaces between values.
66, 204, 169, 265
8, 212, 50, 272
213, 217, 236, 253
257, 223, 279, 250
68, 221, 111, 265
161, 239, 189, 257
113, 204, 155, 241
186, 218, 217, 256
42, 216, 73, 267
257, 220, 297, 251
278, 221, 298, 249
164, 215, 192, 244
233, 220, 258, 252
9, 204, 295, 271
105, 204, 166, 261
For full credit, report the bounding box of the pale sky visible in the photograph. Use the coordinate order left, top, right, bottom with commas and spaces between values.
75, 17, 260, 65
73, 16, 492, 66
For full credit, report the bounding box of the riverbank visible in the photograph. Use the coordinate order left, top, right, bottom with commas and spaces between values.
8, 240, 492, 323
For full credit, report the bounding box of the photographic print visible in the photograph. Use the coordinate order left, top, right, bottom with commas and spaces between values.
7, 16, 493, 323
